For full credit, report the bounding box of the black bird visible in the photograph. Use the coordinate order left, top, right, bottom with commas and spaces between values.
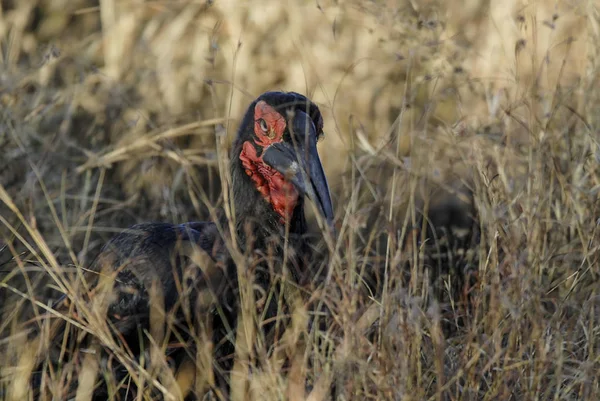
17, 91, 334, 400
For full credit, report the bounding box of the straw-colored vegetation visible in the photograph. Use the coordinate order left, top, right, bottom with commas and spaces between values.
1, 0, 598, 400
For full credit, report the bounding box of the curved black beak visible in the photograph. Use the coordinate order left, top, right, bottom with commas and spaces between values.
262, 110, 334, 228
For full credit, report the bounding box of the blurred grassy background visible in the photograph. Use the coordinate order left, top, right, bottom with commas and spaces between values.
0, 0, 593, 231
1, 0, 599, 400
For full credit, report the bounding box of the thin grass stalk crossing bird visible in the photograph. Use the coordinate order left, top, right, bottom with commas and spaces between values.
13, 91, 334, 401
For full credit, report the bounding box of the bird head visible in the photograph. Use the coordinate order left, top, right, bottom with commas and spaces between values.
231, 91, 334, 232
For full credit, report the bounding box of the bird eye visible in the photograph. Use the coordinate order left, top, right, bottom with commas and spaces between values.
258, 119, 268, 133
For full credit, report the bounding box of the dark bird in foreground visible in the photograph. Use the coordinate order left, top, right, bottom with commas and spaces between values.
15, 91, 334, 400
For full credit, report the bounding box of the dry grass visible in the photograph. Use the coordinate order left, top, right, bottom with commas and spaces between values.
1, 0, 599, 400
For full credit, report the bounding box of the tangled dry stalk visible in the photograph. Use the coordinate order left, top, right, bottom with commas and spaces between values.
1, 0, 599, 400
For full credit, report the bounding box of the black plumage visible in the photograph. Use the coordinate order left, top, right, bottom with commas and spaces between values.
20, 91, 333, 400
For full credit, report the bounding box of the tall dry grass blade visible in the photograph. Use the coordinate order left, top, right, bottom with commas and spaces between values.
306, 302, 380, 401
81, 168, 106, 268
173, 356, 196, 401
175, 237, 225, 400
229, 298, 254, 401
0, 184, 71, 297
148, 279, 166, 360
286, 344, 307, 401
6, 309, 70, 401
75, 344, 101, 401
272, 284, 308, 373
284, 298, 308, 401
193, 314, 216, 400
76, 118, 229, 173
28, 161, 80, 267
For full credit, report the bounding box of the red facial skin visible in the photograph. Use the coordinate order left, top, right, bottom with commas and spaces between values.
239, 100, 299, 221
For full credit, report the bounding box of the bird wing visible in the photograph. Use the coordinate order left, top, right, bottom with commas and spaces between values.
15, 221, 228, 400
45, 221, 226, 337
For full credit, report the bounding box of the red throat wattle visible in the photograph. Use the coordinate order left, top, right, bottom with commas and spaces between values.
239, 101, 299, 221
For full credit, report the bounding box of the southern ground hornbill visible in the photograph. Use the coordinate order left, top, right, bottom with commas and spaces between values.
15, 91, 334, 400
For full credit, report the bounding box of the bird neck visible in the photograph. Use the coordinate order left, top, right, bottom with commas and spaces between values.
228, 158, 308, 256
